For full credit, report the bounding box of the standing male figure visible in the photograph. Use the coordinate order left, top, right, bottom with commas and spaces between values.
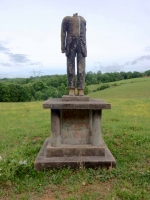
61, 13, 87, 96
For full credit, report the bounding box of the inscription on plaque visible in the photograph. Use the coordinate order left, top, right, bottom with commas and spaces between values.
62, 109, 90, 144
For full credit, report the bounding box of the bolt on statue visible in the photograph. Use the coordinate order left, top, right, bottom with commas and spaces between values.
61, 13, 87, 96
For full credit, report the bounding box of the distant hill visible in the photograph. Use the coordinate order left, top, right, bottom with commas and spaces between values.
89, 77, 150, 100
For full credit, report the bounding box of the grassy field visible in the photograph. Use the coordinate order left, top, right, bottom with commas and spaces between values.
0, 77, 150, 199
88, 77, 150, 94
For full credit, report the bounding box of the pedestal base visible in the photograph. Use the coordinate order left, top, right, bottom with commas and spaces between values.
34, 138, 116, 171
34, 98, 116, 170
46, 141, 105, 157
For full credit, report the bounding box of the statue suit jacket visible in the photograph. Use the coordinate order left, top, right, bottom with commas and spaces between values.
61, 15, 87, 57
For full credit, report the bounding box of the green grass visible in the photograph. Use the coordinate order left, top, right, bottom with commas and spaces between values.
0, 77, 150, 199
88, 77, 150, 96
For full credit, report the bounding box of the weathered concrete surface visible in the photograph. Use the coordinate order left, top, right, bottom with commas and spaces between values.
43, 98, 111, 109
46, 143, 105, 157
34, 138, 116, 171
34, 98, 115, 170
92, 110, 103, 146
61, 14, 87, 90
50, 109, 61, 147
61, 109, 90, 144
48, 109, 105, 149
62, 95, 89, 101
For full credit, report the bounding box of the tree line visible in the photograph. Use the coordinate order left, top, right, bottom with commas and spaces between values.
0, 70, 150, 102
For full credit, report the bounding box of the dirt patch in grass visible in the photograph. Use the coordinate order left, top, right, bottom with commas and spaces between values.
39, 181, 114, 200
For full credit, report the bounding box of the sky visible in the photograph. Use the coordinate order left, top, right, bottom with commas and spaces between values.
0, 0, 150, 78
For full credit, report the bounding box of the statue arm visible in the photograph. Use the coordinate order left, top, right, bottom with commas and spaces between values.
61, 17, 68, 53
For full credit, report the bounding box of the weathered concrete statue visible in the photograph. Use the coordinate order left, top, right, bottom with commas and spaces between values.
61, 13, 87, 96
34, 15, 116, 171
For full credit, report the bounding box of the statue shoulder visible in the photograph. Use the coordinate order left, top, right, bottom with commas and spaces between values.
62, 16, 71, 23
79, 16, 86, 23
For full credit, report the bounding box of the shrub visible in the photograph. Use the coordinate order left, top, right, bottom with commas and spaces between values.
97, 84, 110, 91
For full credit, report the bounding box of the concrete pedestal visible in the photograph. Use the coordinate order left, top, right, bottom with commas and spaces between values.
34, 97, 116, 170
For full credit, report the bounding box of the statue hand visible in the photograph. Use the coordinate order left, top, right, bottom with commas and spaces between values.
61, 49, 66, 53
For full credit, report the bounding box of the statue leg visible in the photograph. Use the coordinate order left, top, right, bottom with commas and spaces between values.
77, 52, 85, 91
67, 52, 76, 90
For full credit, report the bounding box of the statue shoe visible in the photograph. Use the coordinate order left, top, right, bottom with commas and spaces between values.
78, 89, 84, 96
69, 89, 75, 96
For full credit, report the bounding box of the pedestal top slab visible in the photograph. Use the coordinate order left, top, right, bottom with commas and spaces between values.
43, 98, 111, 110
62, 95, 89, 101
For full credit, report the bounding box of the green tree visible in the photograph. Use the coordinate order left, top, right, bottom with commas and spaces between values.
58, 83, 68, 97
35, 91, 43, 100
9, 84, 19, 102
126, 72, 133, 79
132, 71, 142, 78
97, 70, 102, 84
84, 85, 89, 95
33, 80, 47, 92
85, 71, 93, 85
145, 70, 150, 76
0, 83, 10, 102
18, 85, 32, 102
100, 74, 110, 83
40, 86, 56, 100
